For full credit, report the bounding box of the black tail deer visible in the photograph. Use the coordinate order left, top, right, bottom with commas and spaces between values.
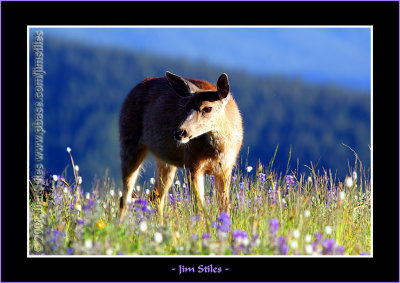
119, 72, 243, 219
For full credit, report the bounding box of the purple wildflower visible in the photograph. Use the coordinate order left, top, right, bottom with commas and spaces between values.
312, 232, 323, 251
268, 182, 278, 203
321, 238, 345, 255
322, 238, 336, 255
67, 202, 75, 212
54, 193, 63, 205
233, 230, 248, 239
51, 230, 60, 243
83, 199, 95, 211
335, 245, 345, 255
202, 233, 211, 239
232, 230, 249, 254
278, 236, 289, 255
258, 173, 267, 187
216, 212, 231, 232
191, 214, 200, 223
269, 218, 280, 235
285, 175, 295, 196
135, 198, 151, 213
67, 247, 74, 255
314, 232, 323, 242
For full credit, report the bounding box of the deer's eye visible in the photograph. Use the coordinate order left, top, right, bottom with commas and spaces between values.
202, 107, 212, 114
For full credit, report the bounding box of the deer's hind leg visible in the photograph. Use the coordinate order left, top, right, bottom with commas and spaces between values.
214, 169, 233, 213
119, 145, 147, 220
150, 160, 177, 220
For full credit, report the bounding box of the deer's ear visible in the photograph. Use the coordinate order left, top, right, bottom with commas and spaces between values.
217, 73, 230, 99
166, 71, 193, 97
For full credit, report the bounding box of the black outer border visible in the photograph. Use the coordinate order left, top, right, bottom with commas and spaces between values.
1, 1, 399, 282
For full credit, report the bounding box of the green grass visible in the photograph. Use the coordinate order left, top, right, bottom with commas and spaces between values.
29, 151, 371, 256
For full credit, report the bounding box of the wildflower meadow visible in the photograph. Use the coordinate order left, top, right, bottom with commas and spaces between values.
29, 147, 371, 256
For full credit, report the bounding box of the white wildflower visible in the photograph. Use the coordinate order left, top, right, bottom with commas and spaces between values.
150, 177, 155, 185
109, 190, 115, 197
136, 185, 140, 192
246, 166, 253, 173
290, 240, 298, 250
243, 237, 250, 246
175, 180, 180, 186
325, 226, 332, 235
77, 176, 82, 185
84, 239, 93, 249
219, 232, 228, 239
308, 176, 312, 182
53, 175, 58, 182
305, 234, 312, 243
154, 232, 163, 243
66, 147, 71, 153
145, 189, 150, 195
345, 176, 353, 188
74, 165, 79, 172
339, 191, 345, 201
139, 221, 148, 232
118, 191, 122, 198
63, 187, 69, 194
304, 210, 311, 218
106, 248, 113, 255
293, 230, 300, 239
86, 192, 90, 200
75, 204, 82, 211
305, 244, 313, 254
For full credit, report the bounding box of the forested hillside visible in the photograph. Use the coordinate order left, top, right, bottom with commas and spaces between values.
29, 38, 371, 189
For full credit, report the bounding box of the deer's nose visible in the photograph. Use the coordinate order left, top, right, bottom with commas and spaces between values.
173, 129, 187, 141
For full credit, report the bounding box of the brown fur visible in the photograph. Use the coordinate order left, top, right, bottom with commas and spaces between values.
119, 72, 243, 220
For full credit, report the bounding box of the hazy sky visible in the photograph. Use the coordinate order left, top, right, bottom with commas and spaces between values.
37, 27, 371, 91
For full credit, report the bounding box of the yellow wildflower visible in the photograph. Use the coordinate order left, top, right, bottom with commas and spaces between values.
95, 218, 105, 229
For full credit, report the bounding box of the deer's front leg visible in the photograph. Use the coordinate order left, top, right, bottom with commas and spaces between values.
190, 171, 205, 211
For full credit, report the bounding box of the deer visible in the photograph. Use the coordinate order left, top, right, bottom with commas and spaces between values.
119, 71, 243, 220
